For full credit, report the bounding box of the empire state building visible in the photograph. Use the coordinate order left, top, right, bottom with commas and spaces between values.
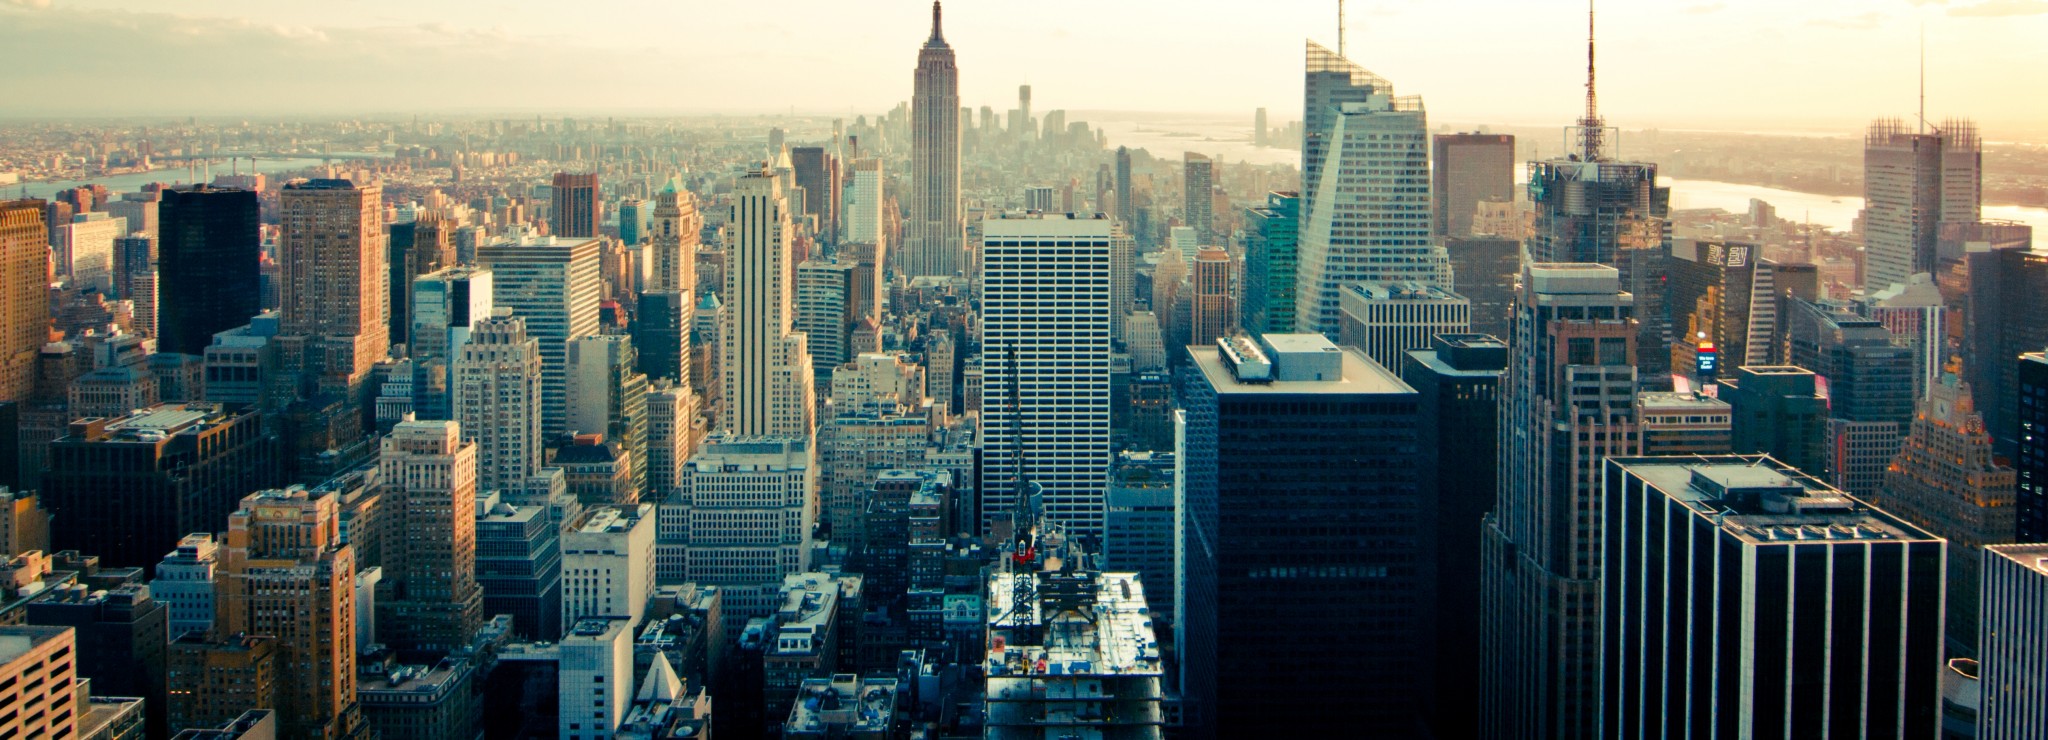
905, 1, 961, 278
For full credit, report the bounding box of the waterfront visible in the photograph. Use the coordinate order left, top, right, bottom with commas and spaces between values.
11, 156, 357, 199
1665, 177, 2048, 248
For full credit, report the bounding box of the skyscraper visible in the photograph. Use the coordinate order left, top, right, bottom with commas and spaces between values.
1400, 333, 1506, 737
664, 437, 818, 631
1301, 41, 1380, 228
453, 312, 544, 497
550, 172, 601, 239
1114, 146, 1134, 226
647, 179, 700, 294
279, 179, 389, 391
477, 233, 602, 440
44, 403, 276, 570
1875, 377, 2014, 649
794, 260, 857, 380
1979, 544, 2048, 737
113, 233, 156, 337
408, 266, 493, 420
844, 159, 885, 248
1337, 282, 1473, 373
567, 334, 650, 497
0, 199, 47, 403
1432, 132, 1515, 239
904, 2, 962, 278
978, 214, 1113, 542
376, 419, 485, 654
634, 290, 693, 385
720, 172, 815, 438
1292, 46, 1444, 338
1241, 191, 1301, 335
1480, 263, 1640, 736
1603, 456, 1945, 737
216, 488, 364, 739
617, 198, 647, 247
1786, 299, 1917, 497
1717, 365, 1829, 477
1183, 152, 1214, 245
2021, 351, 2048, 543
790, 146, 840, 244
1524, 19, 1672, 388
1188, 248, 1234, 348
1179, 333, 1427, 735
1862, 119, 1981, 292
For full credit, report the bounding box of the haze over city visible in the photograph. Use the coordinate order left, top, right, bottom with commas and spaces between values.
5, 0, 2048, 137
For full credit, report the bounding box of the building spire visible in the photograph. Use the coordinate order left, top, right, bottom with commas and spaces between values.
1578, 0, 1606, 160
930, 1, 945, 44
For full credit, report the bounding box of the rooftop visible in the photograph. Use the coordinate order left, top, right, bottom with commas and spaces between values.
1341, 281, 1469, 302
985, 571, 1161, 679
1635, 392, 1731, 412
1613, 456, 1942, 546
359, 658, 472, 700
0, 625, 70, 665
575, 505, 652, 535
1987, 544, 2048, 577
786, 675, 898, 734
1192, 339, 1413, 396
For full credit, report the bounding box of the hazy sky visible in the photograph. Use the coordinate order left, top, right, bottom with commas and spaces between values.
3, 0, 2045, 137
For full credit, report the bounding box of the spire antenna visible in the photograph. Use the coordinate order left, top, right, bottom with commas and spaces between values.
1574, 0, 1606, 161
929, 1, 944, 44
1338, 0, 1347, 58
1585, 0, 1598, 124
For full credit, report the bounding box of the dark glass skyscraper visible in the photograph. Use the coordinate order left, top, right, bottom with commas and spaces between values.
789, 146, 840, 244
549, 172, 600, 239
1179, 333, 1428, 736
1241, 191, 1300, 335
1401, 333, 1505, 738
157, 186, 260, 356
1603, 456, 1945, 736
2018, 351, 2048, 543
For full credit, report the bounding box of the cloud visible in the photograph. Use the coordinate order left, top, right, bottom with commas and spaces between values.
1949, 0, 2048, 15
3, 0, 52, 8
1682, 3, 1726, 14
1809, 11, 1886, 29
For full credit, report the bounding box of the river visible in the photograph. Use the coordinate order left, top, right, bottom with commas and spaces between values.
10, 156, 356, 200
1664, 178, 2047, 248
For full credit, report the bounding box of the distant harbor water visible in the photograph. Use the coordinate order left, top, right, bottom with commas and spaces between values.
11, 156, 359, 199
1665, 177, 2048, 248
1095, 118, 1295, 167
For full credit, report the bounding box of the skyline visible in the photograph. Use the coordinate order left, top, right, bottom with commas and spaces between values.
1, 1, 2045, 139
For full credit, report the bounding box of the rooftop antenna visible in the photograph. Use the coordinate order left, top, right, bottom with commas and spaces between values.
1337, 0, 1346, 58
1917, 23, 1927, 135
1577, 0, 1605, 161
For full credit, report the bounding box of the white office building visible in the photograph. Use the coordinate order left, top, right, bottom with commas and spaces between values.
562, 505, 656, 628
453, 312, 544, 496
721, 172, 815, 438
560, 617, 636, 740
661, 436, 817, 631
978, 213, 1113, 541
478, 232, 602, 440
1337, 282, 1472, 373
